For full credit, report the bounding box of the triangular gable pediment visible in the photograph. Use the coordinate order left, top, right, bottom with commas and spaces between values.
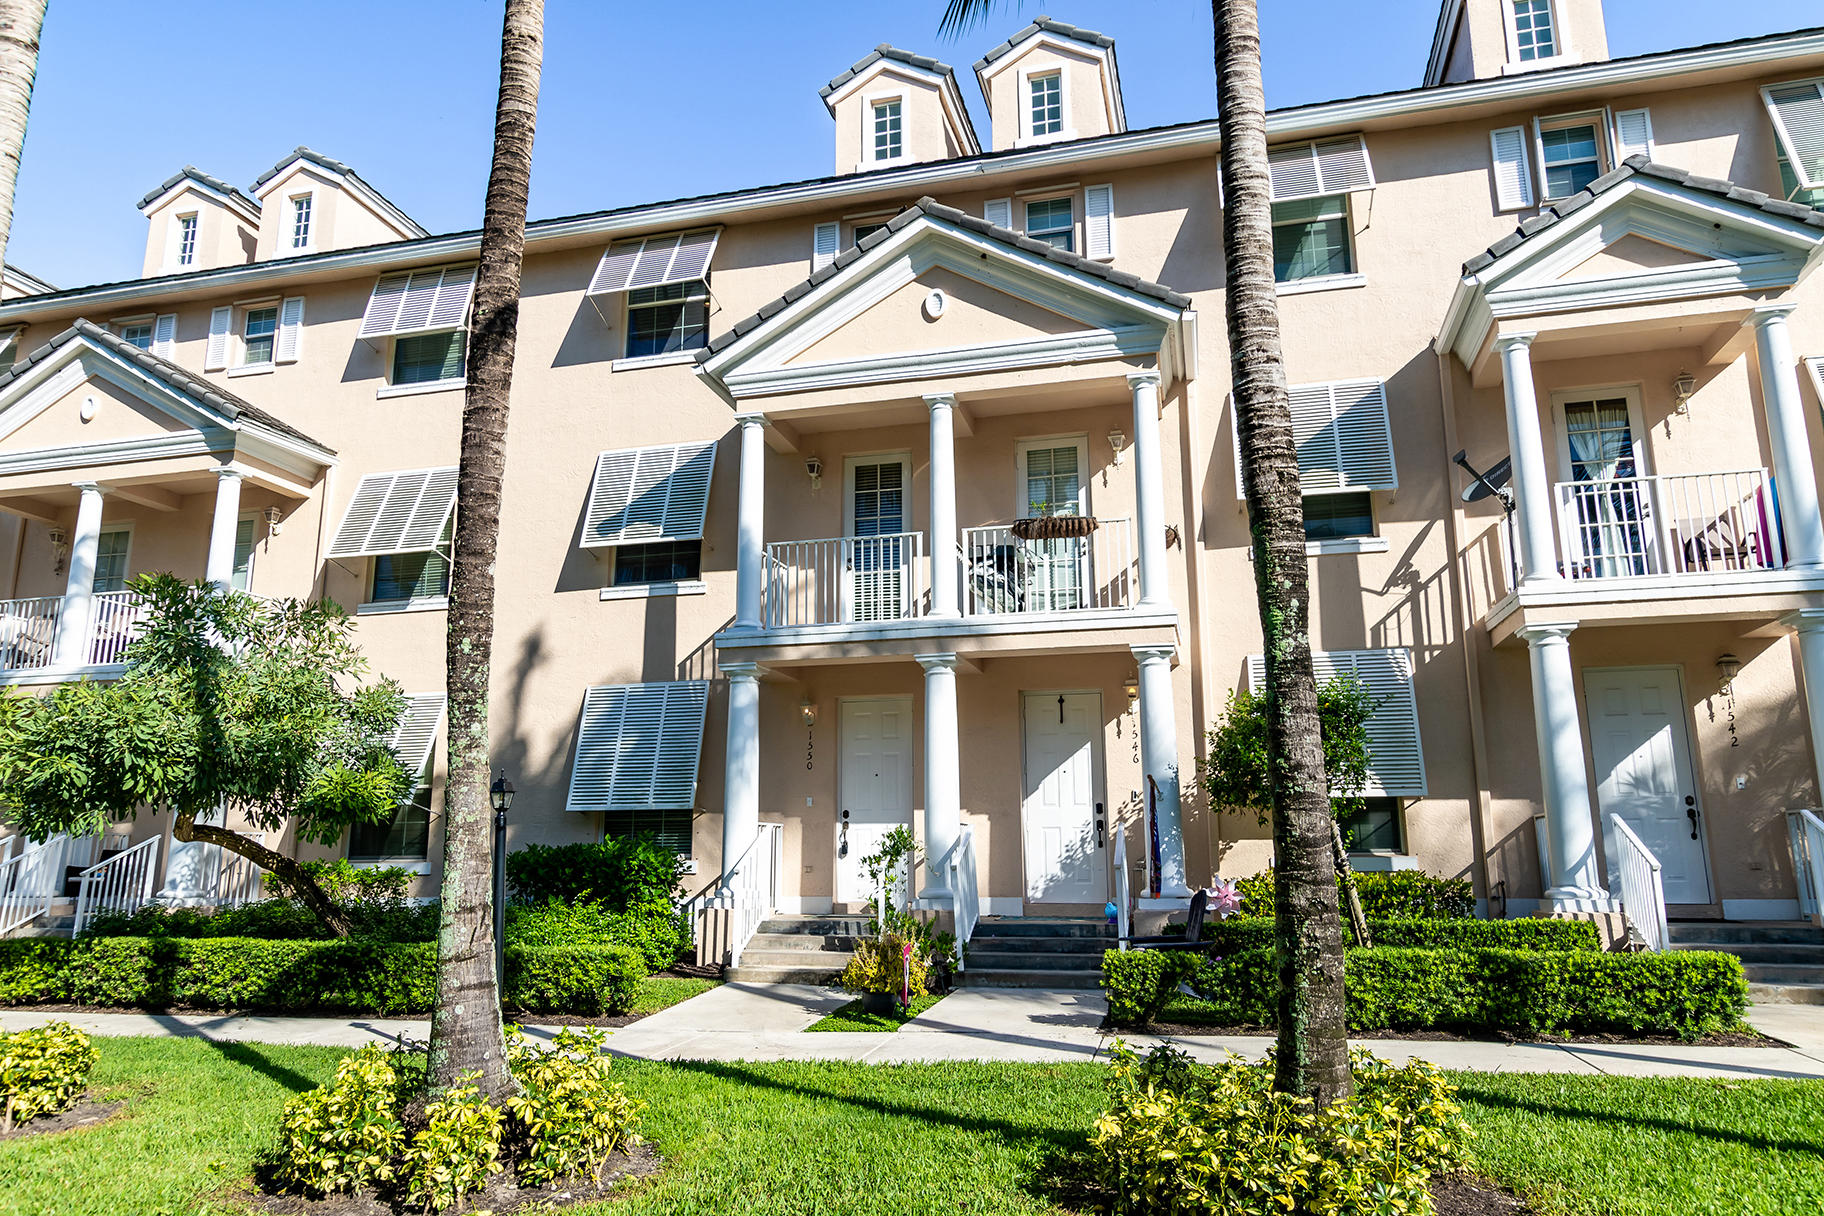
700, 202, 1190, 400
0, 336, 238, 458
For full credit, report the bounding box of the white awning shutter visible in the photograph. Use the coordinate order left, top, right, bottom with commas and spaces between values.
812, 222, 841, 271
327, 467, 459, 558
1266, 135, 1374, 202
1084, 183, 1115, 260
1489, 125, 1536, 211
276, 296, 305, 363
205, 306, 232, 371
1765, 80, 1824, 191
152, 314, 177, 360
587, 228, 721, 296
1245, 648, 1426, 797
1612, 108, 1655, 163
583, 441, 717, 549
357, 264, 477, 339
566, 682, 711, 811
1287, 378, 1397, 494
389, 693, 447, 780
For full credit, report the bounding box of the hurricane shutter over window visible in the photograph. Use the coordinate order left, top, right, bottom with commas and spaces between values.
1489, 126, 1537, 211
389, 693, 447, 781
1084, 184, 1115, 260
204, 306, 233, 371
583, 441, 717, 549
357, 265, 477, 339
151, 314, 177, 360
566, 682, 711, 811
1765, 80, 1824, 191
983, 198, 1013, 229
1612, 109, 1655, 163
275, 296, 305, 363
327, 467, 460, 558
812, 222, 841, 271
1246, 648, 1426, 797
1265, 136, 1375, 202
1281, 378, 1397, 494
587, 228, 722, 296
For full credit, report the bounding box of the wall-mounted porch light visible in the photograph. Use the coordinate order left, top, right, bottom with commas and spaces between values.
799, 698, 818, 727
1716, 653, 1741, 690
47, 526, 67, 576
1107, 429, 1126, 466
1124, 672, 1140, 709
263, 505, 285, 537
1673, 370, 1697, 414
804, 455, 823, 491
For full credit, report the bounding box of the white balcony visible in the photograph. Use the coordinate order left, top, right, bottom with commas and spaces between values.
0, 589, 148, 678
1554, 469, 1784, 581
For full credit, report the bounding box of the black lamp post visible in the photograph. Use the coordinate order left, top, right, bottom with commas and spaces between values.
490, 770, 514, 992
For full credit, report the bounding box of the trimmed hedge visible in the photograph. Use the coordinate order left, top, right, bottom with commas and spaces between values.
0, 937, 648, 1017
1234, 870, 1476, 919
1103, 945, 1748, 1039
505, 839, 683, 919
1170, 916, 1600, 953
503, 900, 687, 972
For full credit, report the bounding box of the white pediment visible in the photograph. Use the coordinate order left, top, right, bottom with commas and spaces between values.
0, 341, 233, 460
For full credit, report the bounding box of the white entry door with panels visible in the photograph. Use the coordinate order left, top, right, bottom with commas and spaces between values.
1583, 666, 1712, 905
1022, 691, 1108, 904
843, 454, 917, 623
837, 697, 914, 905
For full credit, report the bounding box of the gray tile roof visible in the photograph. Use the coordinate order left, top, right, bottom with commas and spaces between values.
251, 147, 430, 239
973, 15, 1115, 71
136, 166, 260, 216
821, 45, 956, 103
1464, 155, 1824, 275
0, 319, 333, 454
703, 195, 1188, 358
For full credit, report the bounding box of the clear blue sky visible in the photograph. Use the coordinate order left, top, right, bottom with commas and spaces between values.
11, 1, 1821, 289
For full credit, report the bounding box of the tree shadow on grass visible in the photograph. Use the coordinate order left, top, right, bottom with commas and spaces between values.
205, 1039, 323, 1096
1454, 1081, 1824, 1160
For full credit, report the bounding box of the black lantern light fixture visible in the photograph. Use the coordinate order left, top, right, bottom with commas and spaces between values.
490, 770, 515, 990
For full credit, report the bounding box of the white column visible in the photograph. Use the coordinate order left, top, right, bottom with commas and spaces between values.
924, 394, 959, 619
733, 413, 767, 630
52, 482, 107, 668
204, 468, 245, 592
1785, 610, 1824, 801
1133, 643, 1192, 902
1128, 370, 1172, 610
1752, 306, 1824, 570
1518, 623, 1610, 911
718, 662, 762, 898
1496, 333, 1560, 586
916, 652, 961, 904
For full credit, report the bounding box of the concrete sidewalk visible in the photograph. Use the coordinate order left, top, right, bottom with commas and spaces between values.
5, 989, 1822, 1080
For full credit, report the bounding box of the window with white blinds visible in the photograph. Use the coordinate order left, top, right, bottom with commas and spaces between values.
588, 229, 721, 297
388, 693, 447, 780
328, 467, 459, 558
1266, 136, 1375, 203
357, 264, 477, 340
583, 441, 717, 550
566, 681, 711, 812
1245, 648, 1426, 797
1764, 79, 1824, 193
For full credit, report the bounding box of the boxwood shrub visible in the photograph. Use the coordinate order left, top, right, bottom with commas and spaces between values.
1175, 915, 1600, 953
0, 937, 649, 1017
504, 900, 686, 972
1234, 870, 1475, 919
1103, 944, 1747, 1038
505, 839, 683, 919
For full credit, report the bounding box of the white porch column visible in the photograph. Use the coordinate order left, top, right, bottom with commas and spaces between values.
52, 482, 107, 668
1751, 306, 1824, 570
1128, 370, 1171, 610
1496, 333, 1561, 587
924, 394, 959, 619
916, 652, 961, 904
1519, 622, 1610, 911
204, 467, 246, 592
718, 662, 762, 897
1133, 643, 1192, 902
1785, 610, 1824, 800
733, 413, 767, 630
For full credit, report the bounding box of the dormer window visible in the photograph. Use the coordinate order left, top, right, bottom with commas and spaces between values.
872, 99, 903, 162
1511, 0, 1556, 61
1030, 72, 1063, 138
1025, 197, 1074, 252
175, 214, 198, 267
1537, 115, 1605, 198
290, 195, 313, 250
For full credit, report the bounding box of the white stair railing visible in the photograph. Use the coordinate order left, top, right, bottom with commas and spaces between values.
725, 822, 783, 969
1113, 827, 1132, 949
937, 826, 979, 971
1788, 809, 1824, 928
72, 836, 161, 936
213, 833, 267, 907
1610, 814, 1669, 951
0, 833, 73, 935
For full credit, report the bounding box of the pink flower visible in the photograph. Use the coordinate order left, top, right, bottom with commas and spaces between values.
1207, 878, 1243, 921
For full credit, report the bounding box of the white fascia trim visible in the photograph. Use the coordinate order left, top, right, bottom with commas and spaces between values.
0, 662, 126, 686
356, 596, 450, 616
0, 430, 223, 476
1423, 0, 1464, 88
376, 378, 464, 399
1495, 569, 1824, 618
1277, 272, 1367, 297
600, 580, 708, 601
612, 350, 701, 372
715, 606, 1178, 650
255, 156, 430, 240
138, 178, 262, 227
1307, 536, 1389, 556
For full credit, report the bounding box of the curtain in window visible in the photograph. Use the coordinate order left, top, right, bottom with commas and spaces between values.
1564, 400, 1645, 577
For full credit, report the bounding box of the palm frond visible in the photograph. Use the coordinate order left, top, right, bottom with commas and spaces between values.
937, 0, 1021, 40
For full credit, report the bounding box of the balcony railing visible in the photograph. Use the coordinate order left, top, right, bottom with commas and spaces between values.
764, 532, 927, 628
1553, 469, 1783, 581
962, 519, 1136, 615
0, 590, 149, 673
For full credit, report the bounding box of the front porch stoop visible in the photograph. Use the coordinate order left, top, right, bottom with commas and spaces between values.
1669, 921, 1824, 1005
725, 915, 868, 984
960, 917, 1112, 989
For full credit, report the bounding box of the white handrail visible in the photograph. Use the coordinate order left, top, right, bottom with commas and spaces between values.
936, 826, 979, 971
961, 518, 1136, 615
1788, 808, 1824, 929
763, 532, 926, 628
72, 835, 162, 936
1113, 826, 1132, 950
0, 833, 73, 935
0, 596, 63, 672
1553, 468, 1780, 580
725, 822, 783, 969
1610, 814, 1669, 951
213, 833, 267, 907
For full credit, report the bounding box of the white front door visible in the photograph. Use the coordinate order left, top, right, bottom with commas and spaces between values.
1583, 666, 1712, 904
837, 698, 913, 905
1022, 691, 1108, 904
843, 456, 914, 623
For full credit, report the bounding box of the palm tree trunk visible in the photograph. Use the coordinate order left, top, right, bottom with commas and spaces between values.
0, 1, 46, 274
430, 0, 542, 1099
1212, 0, 1353, 1106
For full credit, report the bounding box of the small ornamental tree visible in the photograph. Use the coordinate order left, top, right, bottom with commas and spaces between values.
0, 575, 413, 934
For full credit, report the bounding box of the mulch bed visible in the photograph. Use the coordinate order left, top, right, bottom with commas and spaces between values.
1432, 1172, 1537, 1215
1128, 1022, 1776, 1047
245, 1143, 662, 1215
0, 1098, 126, 1142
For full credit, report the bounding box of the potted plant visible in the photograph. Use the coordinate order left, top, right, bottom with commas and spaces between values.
1012, 498, 1099, 541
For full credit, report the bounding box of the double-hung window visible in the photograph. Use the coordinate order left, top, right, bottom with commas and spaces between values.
328, 467, 459, 610
93, 527, 131, 593
119, 320, 155, 351
358, 263, 477, 393
1030, 72, 1063, 138
241, 305, 278, 367
1025, 197, 1074, 251
1272, 197, 1352, 282
1510, 0, 1556, 61
290, 195, 312, 250
587, 229, 721, 364
1538, 118, 1603, 198
584, 441, 717, 593
872, 99, 903, 162
1304, 492, 1376, 543
175, 214, 198, 268
393, 332, 465, 385
350, 693, 446, 863
625, 281, 709, 359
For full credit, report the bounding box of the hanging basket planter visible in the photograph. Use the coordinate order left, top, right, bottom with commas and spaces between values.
1011, 515, 1100, 541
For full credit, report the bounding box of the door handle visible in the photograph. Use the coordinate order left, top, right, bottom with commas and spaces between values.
1095, 802, 1106, 849
1684, 795, 1699, 839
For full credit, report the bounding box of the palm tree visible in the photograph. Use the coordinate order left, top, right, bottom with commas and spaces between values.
0, 1, 46, 274
940, 0, 1353, 1103
429, 0, 543, 1100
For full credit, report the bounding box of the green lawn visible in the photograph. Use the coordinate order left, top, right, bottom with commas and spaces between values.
629, 975, 720, 1017
805, 992, 946, 1032
3, 1037, 1821, 1216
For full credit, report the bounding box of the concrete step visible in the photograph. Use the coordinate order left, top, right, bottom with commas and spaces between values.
964, 949, 1104, 972
959, 968, 1103, 989
757, 916, 872, 937
735, 948, 856, 970
725, 964, 845, 984
972, 918, 1114, 940
964, 935, 1109, 956
1748, 982, 1824, 1005
1673, 942, 1824, 965
1667, 922, 1824, 946
744, 932, 863, 953
1742, 963, 1824, 985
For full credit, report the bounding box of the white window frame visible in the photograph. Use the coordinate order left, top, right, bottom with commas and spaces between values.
1270, 195, 1360, 292
1550, 384, 1649, 484
1502, 0, 1572, 74
92, 523, 134, 594
230, 299, 281, 375
866, 91, 905, 165
1017, 66, 1072, 147
1014, 434, 1091, 517
289, 192, 314, 252
114, 315, 157, 351
170, 212, 199, 270
381, 330, 468, 397
1763, 79, 1824, 194
1024, 194, 1076, 252
842, 451, 915, 537
1533, 110, 1612, 201
622, 279, 710, 363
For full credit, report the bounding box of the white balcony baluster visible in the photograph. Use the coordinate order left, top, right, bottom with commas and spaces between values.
1553, 469, 1782, 580
762, 532, 926, 628
961, 519, 1136, 615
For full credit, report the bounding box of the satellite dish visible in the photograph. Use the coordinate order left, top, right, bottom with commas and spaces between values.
1453, 450, 1512, 504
